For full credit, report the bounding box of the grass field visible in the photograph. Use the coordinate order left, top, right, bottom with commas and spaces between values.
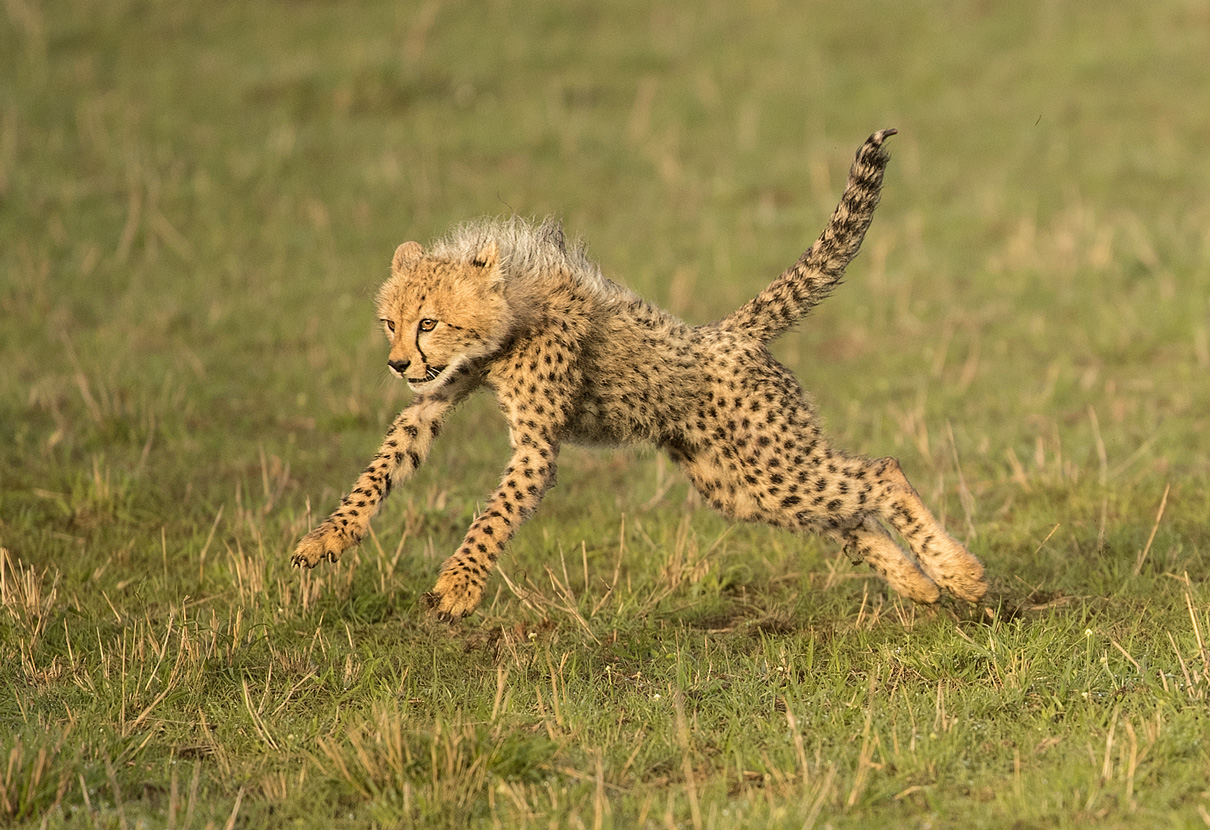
3, 0, 1209, 827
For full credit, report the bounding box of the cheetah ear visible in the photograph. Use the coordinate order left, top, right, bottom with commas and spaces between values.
392, 241, 424, 271
470, 239, 499, 273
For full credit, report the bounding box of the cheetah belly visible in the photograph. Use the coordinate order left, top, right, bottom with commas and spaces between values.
563, 398, 644, 447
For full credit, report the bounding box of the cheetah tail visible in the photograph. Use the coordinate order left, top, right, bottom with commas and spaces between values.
718, 129, 895, 343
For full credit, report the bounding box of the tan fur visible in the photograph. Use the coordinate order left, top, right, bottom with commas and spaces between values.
291, 130, 987, 619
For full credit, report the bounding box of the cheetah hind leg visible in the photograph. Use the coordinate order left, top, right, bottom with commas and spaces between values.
835, 520, 941, 604
876, 458, 987, 603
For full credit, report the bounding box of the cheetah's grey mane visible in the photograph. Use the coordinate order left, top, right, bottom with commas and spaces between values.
428, 216, 608, 288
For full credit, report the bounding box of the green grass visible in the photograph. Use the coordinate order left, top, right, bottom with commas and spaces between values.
3, 0, 1209, 827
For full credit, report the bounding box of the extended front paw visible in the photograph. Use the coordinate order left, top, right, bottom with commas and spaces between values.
290, 524, 351, 568
429, 566, 485, 620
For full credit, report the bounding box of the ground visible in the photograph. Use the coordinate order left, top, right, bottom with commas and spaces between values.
2, 1, 1209, 827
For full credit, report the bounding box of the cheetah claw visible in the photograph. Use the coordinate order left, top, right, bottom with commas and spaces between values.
422, 591, 468, 624
427, 569, 485, 620
290, 525, 349, 569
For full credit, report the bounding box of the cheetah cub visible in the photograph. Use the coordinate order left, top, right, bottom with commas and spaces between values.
291, 129, 987, 619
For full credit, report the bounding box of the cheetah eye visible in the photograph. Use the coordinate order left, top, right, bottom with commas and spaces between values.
418, 318, 438, 332
381, 319, 396, 334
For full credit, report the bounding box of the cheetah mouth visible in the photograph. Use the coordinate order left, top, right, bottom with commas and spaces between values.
405, 365, 448, 391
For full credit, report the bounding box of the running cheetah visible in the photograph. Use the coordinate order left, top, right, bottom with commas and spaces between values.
291, 129, 987, 619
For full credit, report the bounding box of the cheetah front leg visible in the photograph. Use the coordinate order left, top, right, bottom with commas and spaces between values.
429, 434, 558, 620
291, 393, 457, 568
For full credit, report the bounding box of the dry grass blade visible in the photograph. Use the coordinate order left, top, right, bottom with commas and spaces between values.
222, 787, 245, 830
1184, 580, 1209, 675
495, 565, 551, 621
673, 694, 703, 830
1133, 483, 1170, 576
241, 676, 281, 751
542, 556, 600, 643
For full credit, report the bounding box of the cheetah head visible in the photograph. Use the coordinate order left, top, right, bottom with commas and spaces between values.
375, 239, 514, 394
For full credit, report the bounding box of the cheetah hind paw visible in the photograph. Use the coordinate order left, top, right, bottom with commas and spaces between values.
290, 524, 349, 568
924, 539, 988, 604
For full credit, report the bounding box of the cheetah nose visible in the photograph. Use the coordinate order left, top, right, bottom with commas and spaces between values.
387, 358, 410, 375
